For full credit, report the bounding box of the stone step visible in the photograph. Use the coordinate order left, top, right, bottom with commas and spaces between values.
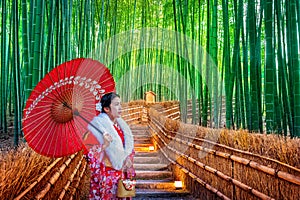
132, 132, 150, 137
134, 189, 191, 199
130, 125, 148, 129
133, 133, 150, 137
134, 163, 168, 171
135, 170, 173, 180
134, 141, 151, 146
130, 124, 149, 130
131, 125, 148, 129
134, 143, 153, 147
136, 179, 175, 190
134, 145, 157, 152
134, 146, 152, 152
131, 127, 148, 132
128, 122, 194, 199
134, 137, 152, 144
135, 151, 160, 157
134, 156, 161, 164
131, 126, 149, 130
133, 135, 150, 139
134, 137, 151, 144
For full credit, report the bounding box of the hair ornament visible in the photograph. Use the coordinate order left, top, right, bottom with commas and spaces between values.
96, 101, 102, 112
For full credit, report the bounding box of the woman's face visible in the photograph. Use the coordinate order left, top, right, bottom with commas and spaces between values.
105, 97, 122, 121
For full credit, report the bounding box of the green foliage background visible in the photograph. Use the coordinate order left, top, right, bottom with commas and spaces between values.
0, 0, 299, 145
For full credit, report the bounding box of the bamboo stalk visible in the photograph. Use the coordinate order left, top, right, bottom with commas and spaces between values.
172, 116, 181, 120
276, 170, 300, 185
166, 111, 180, 119
58, 155, 84, 200
158, 128, 275, 200
149, 113, 300, 199
35, 154, 76, 199
14, 158, 62, 200
165, 140, 274, 199
230, 155, 252, 166
150, 112, 300, 173
69, 161, 87, 200
160, 116, 300, 185
156, 142, 231, 200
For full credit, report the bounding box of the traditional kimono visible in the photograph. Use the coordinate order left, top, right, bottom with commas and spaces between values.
86, 113, 135, 200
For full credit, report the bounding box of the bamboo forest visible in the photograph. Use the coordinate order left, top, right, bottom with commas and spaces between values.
0, 0, 300, 199
0, 0, 299, 146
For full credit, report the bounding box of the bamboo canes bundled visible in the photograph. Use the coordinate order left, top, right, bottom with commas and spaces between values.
151, 117, 300, 186
14, 157, 62, 200
148, 105, 300, 199
35, 154, 76, 199
0, 144, 53, 200
69, 160, 88, 200
160, 134, 275, 200
58, 155, 84, 199
156, 141, 231, 200
121, 102, 144, 122
194, 132, 300, 173
150, 108, 300, 174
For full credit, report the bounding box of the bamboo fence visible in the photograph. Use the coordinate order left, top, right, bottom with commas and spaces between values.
12, 151, 88, 200
148, 104, 300, 200
2, 100, 300, 199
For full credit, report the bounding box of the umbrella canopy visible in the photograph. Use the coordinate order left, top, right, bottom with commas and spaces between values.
22, 58, 115, 157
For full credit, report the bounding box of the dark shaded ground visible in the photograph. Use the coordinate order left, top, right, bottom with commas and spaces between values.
0, 125, 15, 150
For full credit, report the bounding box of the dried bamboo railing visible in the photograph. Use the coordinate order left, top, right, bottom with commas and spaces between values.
148, 106, 300, 200
184, 133, 300, 174
11, 100, 300, 200
155, 104, 180, 120
156, 141, 232, 200
151, 118, 300, 186
36, 155, 75, 199
58, 155, 85, 199
69, 159, 88, 200
150, 122, 275, 200
11, 103, 145, 200
35, 154, 76, 199
122, 100, 180, 122
14, 157, 63, 200
14, 152, 88, 200
121, 104, 144, 123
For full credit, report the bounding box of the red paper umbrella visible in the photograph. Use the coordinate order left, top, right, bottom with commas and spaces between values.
22, 58, 115, 157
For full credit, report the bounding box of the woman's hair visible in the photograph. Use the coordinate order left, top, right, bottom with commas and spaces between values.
100, 92, 120, 113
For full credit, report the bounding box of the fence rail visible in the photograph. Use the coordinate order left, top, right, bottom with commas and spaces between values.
14, 152, 87, 200
148, 105, 300, 200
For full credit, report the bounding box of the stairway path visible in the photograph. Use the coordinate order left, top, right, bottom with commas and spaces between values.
130, 123, 195, 199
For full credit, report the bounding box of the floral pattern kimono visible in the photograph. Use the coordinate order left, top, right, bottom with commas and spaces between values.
85, 115, 135, 200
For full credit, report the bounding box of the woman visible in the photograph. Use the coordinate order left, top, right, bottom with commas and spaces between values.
86, 92, 135, 200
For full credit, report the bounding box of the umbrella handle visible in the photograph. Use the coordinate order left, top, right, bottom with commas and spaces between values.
63, 101, 104, 136
73, 109, 104, 135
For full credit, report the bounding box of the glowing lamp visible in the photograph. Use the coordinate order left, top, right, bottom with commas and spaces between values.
148, 146, 155, 151
174, 181, 183, 189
